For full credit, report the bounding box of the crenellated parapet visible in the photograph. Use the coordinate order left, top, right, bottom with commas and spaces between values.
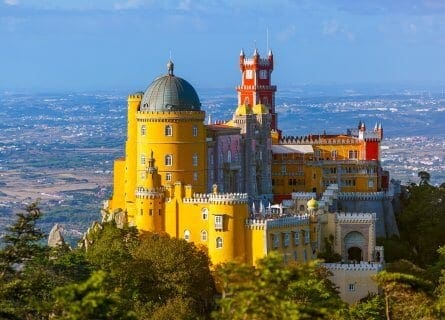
135, 186, 165, 199
182, 192, 249, 205
279, 135, 360, 145
267, 215, 310, 229
335, 212, 376, 224
291, 192, 316, 200
323, 262, 383, 271
245, 219, 267, 230
338, 192, 385, 201
136, 110, 205, 122
128, 92, 144, 101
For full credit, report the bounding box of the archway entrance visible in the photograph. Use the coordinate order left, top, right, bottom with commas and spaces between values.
343, 231, 366, 262
348, 246, 362, 262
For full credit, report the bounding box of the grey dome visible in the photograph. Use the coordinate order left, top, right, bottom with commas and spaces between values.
140, 61, 201, 112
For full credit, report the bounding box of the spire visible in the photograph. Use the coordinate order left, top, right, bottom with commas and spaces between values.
253, 48, 259, 56
208, 114, 212, 125
240, 49, 245, 56
167, 60, 174, 76
268, 49, 273, 56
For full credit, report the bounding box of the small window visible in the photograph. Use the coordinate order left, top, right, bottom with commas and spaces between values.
141, 125, 146, 136
165, 125, 172, 136
193, 153, 198, 167
193, 172, 198, 181
272, 234, 279, 249
201, 208, 208, 220
348, 283, 356, 292
227, 150, 231, 163
201, 230, 208, 242
368, 179, 374, 188
166, 172, 172, 181
348, 150, 358, 159
184, 230, 190, 241
304, 229, 310, 244
165, 154, 172, 166
293, 251, 298, 261
216, 237, 223, 248
259, 69, 268, 79
192, 125, 198, 137
303, 249, 307, 262
293, 231, 300, 245
245, 70, 253, 79
331, 150, 338, 159
214, 215, 223, 230
141, 154, 146, 165
149, 209, 153, 216
283, 233, 290, 248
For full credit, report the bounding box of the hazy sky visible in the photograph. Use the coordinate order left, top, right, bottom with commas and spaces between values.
1, 0, 445, 91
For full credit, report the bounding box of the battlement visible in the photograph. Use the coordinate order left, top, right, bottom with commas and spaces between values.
291, 192, 316, 200
279, 135, 360, 145
236, 85, 277, 91
323, 262, 383, 271
335, 212, 376, 223
136, 110, 205, 121
245, 214, 310, 230
128, 92, 144, 100
242, 58, 271, 66
135, 186, 164, 199
182, 192, 249, 204
338, 192, 385, 201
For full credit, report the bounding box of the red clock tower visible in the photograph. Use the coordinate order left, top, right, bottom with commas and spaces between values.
237, 48, 278, 130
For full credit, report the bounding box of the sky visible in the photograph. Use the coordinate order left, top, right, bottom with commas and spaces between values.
1, 0, 445, 92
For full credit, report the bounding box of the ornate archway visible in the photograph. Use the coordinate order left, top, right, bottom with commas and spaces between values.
344, 231, 366, 262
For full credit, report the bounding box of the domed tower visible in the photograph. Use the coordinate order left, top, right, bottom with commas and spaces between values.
108, 60, 207, 228
137, 61, 206, 194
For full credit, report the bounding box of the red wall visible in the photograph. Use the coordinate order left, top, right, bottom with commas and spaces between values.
365, 141, 379, 160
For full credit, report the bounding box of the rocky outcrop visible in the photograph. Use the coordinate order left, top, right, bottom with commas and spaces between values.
48, 223, 65, 247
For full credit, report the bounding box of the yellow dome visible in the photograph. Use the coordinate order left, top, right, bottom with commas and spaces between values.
235, 104, 253, 116
253, 103, 269, 114
307, 198, 318, 209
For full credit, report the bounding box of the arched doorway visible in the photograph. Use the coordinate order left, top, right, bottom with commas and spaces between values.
343, 231, 366, 262
348, 247, 362, 262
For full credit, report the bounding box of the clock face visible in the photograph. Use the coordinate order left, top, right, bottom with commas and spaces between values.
246, 70, 253, 79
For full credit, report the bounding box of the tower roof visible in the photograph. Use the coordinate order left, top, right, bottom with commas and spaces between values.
140, 60, 201, 112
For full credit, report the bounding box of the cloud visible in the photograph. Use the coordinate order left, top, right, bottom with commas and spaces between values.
276, 24, 297, 42
4, 0, 19, 5
322, 19, 355, 42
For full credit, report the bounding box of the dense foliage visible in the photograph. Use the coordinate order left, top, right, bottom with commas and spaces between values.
0, 196, 444, 319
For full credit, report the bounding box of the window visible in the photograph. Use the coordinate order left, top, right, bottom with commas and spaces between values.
210, 154, 214, 166
227, 150, 231, 163
348, 150, 358, 159
193, 172, 198, 181
214, 215, 223, 230
293, 231, 300, 245
303, 249, 307, 262
216, 237, 223, 248
140, 209, 143, 216
283, 233, 290, 248
141, 125, 146, 136
201, 230, 208, 242
293, 251, 298, 261
141, 154, 146, 165
184, 230, 190, 241
149, 209, 153, 216
165, 154, 172, 166
272, 234, 279, 249
165, 125, 172, 136
192, 125, 198, 137
368, 179, 374, 188
245, 70, 253, 79
331, 150, 338, 159
304, 229, 310, 244
348, 283, 356, 292
201, 208, 208, 220
193, 153, 198, 167
166, 172, 172, 181
259, 70, 268, 79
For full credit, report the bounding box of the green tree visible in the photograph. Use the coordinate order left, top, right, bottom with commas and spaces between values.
317, 235, 342, 263
418, 171, 431, 186
398, 182, 445, 267
52, 270, 137, 320
213, 252, 345, 320
375, 270, 436, 320
346, 294, 385, 320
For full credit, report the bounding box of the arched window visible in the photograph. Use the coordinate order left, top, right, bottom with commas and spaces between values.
165, 154, 172, 166
192, 125, 198, 137
184, 230, 190, 241
201, 230, 208, 242
165, 172, 172, 181
227, 150, 232, 163
193, 172, 198, 181
141, 125, 146, 136
165, 125, 172, 136
193, 153, 198, 167
201, 208, 208, 220
216, 237, 223, 248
